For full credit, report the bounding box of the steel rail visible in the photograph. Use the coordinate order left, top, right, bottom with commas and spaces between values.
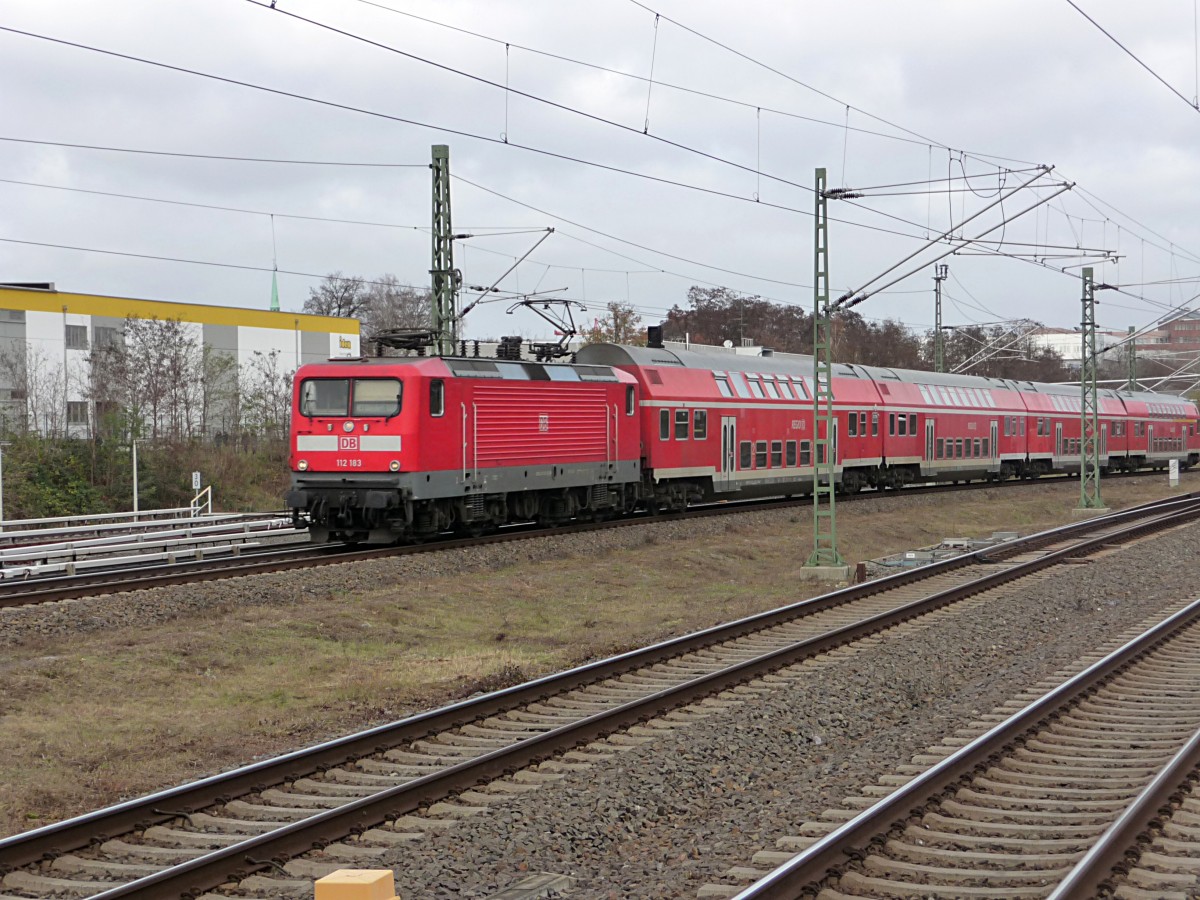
729, 596, 1200, 899
1047, 726, 1200, 899
0, 473, 1189, 609
4, 491, 1193, 868
4, 496, 1198, 898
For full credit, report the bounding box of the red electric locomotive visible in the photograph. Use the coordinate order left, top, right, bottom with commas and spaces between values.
286, 354, 641, 542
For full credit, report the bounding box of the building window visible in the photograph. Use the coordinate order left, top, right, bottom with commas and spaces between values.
67, 401, 89, 426
94, 326, 121, 349
65, 324, 88, 350
693, 410, 708, 440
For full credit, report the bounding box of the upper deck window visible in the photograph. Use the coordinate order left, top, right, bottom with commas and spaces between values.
299, 378, 402, 417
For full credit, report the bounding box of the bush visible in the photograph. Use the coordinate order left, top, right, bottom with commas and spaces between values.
1, 436, 290, 521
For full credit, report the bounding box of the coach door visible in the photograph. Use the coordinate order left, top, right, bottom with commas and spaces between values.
1100, 423, 1108, 458
990, 420, 998, 462
1055, 422, 1064, 458
719, 416, 737, 491
1148, 424, 1155, 456
925, 419, 935, 460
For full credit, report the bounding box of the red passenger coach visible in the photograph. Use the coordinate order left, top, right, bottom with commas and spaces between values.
287, 355, 641, 542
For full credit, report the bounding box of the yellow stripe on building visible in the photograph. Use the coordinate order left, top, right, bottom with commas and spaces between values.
0, 286, 360, 335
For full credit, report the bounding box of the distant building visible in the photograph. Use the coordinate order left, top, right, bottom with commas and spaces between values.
1026, 327, 1123, 368
0, 283, 360, 437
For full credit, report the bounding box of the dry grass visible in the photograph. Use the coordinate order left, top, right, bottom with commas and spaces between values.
0, 476, 1186, 835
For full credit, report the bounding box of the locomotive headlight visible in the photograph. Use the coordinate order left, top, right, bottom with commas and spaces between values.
389, 460, 401, 472
342, 421, 355, 433
297, 459, 309, 471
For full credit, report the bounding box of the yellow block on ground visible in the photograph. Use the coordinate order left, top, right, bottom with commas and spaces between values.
314, 868, 398, 900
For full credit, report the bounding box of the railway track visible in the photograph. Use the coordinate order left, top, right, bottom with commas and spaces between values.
0, 469, 1186, 610
719, 594, 1200, 900
1, 493, 1197, 899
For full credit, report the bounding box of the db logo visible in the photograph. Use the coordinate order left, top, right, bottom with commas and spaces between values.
338, 436, 359, 450
538, 414, 549, 433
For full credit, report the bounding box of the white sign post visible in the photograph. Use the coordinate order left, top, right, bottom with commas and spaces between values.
192, 471, 202, 491
1169, 459, 1180, 488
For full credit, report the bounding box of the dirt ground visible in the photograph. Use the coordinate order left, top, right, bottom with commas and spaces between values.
0, 475, 1190, 836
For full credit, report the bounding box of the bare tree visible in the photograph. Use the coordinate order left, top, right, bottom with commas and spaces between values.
240, 349, 293, 442
305, 272, 368, 319
580, 301, 646, 345
362, 274, 431, 335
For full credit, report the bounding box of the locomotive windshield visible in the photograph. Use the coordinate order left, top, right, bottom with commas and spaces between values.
300, 378, 402, 417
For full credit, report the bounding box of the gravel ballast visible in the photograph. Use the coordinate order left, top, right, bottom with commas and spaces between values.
329, 520, 1200, 898
0, 486, 1060, 648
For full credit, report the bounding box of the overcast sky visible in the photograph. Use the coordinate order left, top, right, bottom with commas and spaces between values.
2, 0, 1199, 342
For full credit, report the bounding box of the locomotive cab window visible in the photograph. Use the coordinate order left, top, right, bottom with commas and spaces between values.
353, 379, 403, 417
429, 379, 445, 417
300, 378, 402, 418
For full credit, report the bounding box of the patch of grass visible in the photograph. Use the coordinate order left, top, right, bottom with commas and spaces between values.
0, 476, 1185, 834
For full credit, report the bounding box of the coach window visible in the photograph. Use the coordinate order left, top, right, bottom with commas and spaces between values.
778, 380, 795, 400
973, 438, 981, 457
755, 441, 768, 468
1019, 418, 1026, 436
859, 412, 867, 435
936, 438, 945, 459
898, 415, 908, 437
660, 408, 670, 440
955, 438, 964, 459
889, 413, 896, 436
847, 413, 858, 437
763, 380, 781, 400
626, 385, 635, 415
771, 441, 783, 467
693, 410, 708, 440
908, 414, 917, 434
786, 440, 797, 466
675, 409, 690, 440
800, 441, 812, 466
871, 411, 879, 436
739, 441, 752, 468
747, 379, 765, 399
982, 439, 989, 457
715, 376, 733, 398
353, 379, 403, 417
